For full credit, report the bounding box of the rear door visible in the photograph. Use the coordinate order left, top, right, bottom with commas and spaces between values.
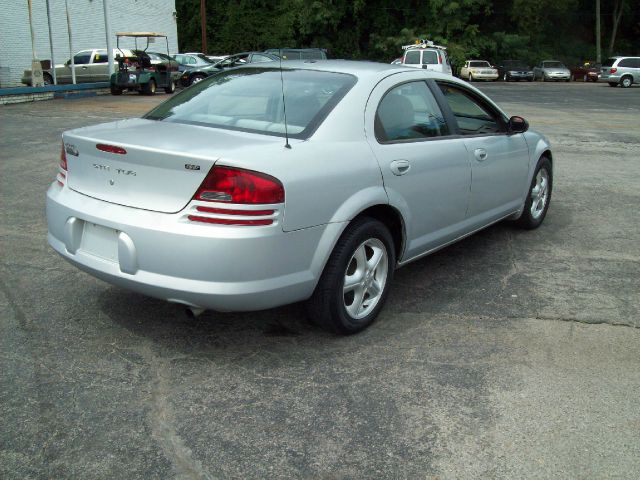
365, 74, 471, 260
434, 82, 529, 226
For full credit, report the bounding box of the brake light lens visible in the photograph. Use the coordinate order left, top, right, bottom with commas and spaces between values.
96, 143, 127, 155
57, 143, 68, 186
610, 67, 617, 73
194, 166, 284, 204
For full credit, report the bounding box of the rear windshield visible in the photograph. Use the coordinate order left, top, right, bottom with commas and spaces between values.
144, 68, 356, 139
470, 61, 491, 68
422, 51, 438, 65
602, 58, 616, 67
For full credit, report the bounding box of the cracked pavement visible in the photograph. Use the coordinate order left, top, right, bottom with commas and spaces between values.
1, 83, 639, 478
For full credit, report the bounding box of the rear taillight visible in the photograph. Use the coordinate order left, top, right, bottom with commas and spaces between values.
57, 143, 67, 186
438, 53, 442, 64
194, 166, 284, 204
610, 67, 617, 73
189, 166, 283, 226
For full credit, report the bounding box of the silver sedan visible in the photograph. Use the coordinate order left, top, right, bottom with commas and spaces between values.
46, 61, 552, 334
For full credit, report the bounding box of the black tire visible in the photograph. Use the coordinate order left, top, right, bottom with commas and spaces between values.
620, 76, 633, 88
164, 80, 176, 94
608, 82, 618, 87
503, 73, 508, 81
43, 72, 53, 85
527, 78, 533, 82
468, 73, 473, 82
515, 157, 552, 230
190, 74, 206, 86
110, 85, 123, 95
541, 74, 546, 82
306, 217, 395, 335
142, 78, 156, 95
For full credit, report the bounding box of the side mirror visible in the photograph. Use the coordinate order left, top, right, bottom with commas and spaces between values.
508, 116, 529, 134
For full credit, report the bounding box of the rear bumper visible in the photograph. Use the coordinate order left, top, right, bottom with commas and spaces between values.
599, 73, 620, 83
46, 182, 343, 311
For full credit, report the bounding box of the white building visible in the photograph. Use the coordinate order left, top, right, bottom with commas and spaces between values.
0, 0, 179, 87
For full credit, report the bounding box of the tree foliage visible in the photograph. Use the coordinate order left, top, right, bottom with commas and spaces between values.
176, 0, 639, 66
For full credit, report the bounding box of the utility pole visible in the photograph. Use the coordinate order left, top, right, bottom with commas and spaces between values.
104, 0, 114, 81
596, 0, 601, 63
27, 0, 44, 86
45, 0, 57, 84
200, 0, 207, 54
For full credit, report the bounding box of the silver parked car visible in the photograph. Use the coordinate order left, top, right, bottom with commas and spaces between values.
46, 61, 552, 334
533, 60, 571, 82
600, 56, 640, 88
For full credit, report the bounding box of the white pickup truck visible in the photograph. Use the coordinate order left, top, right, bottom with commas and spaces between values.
21, 49, 132, 85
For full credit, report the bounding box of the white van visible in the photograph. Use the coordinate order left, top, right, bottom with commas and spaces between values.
400, 41, 453, 76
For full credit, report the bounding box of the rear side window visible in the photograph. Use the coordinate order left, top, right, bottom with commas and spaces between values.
404, 51, 420, 65
375, 81, 449, 142
145, 68, 356, 139
437, 83, 503, 136
602, 58, 616, 67
618, 58, 640, 68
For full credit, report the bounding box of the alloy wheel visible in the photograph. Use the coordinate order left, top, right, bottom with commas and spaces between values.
530, 168, 549, 220
343, 238, 389, 320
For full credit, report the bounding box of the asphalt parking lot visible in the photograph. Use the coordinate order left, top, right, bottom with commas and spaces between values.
1, 81, 639, 479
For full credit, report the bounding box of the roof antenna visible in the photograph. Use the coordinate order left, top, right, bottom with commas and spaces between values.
279, 49, 291, 149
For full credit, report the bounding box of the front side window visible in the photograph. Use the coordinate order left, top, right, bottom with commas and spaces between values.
404, 51, 420, 65
437, 83, 503, 136
73, 52, 92, 64
144, 68, 356, 139
375, 81, 449, 142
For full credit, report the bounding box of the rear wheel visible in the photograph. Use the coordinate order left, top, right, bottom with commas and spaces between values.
515, 157, 552, 230
164, 79, 176, 94
142, 78, 156, 95
620, 76, 633, 88
306, 217, 395, 335
110, 85, 123, 95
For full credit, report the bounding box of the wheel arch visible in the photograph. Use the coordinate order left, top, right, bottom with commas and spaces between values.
352, 204, 406, 263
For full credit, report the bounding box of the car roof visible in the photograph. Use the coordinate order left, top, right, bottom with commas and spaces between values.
243, 60, 454, 84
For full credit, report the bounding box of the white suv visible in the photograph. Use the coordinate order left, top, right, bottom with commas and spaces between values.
400, 41, 453, 75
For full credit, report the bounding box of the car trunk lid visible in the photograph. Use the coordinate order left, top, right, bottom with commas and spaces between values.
64, 119, 278, 213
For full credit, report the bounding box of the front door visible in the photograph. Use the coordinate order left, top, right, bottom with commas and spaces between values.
434, 82, 530, 226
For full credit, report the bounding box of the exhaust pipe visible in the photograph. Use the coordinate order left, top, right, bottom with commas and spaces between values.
185, 307, 206, 319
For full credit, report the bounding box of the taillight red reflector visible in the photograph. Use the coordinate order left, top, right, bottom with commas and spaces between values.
610, 68, 617, 74
195, 206, 274, 216
60, 144, 68, 171
188, 215, 272, 226
96, 143, 127, 155
194, 166, 284, 204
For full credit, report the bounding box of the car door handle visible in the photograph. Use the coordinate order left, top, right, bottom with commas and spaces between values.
389, 159, 411, 176
474, 148, 488, 161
